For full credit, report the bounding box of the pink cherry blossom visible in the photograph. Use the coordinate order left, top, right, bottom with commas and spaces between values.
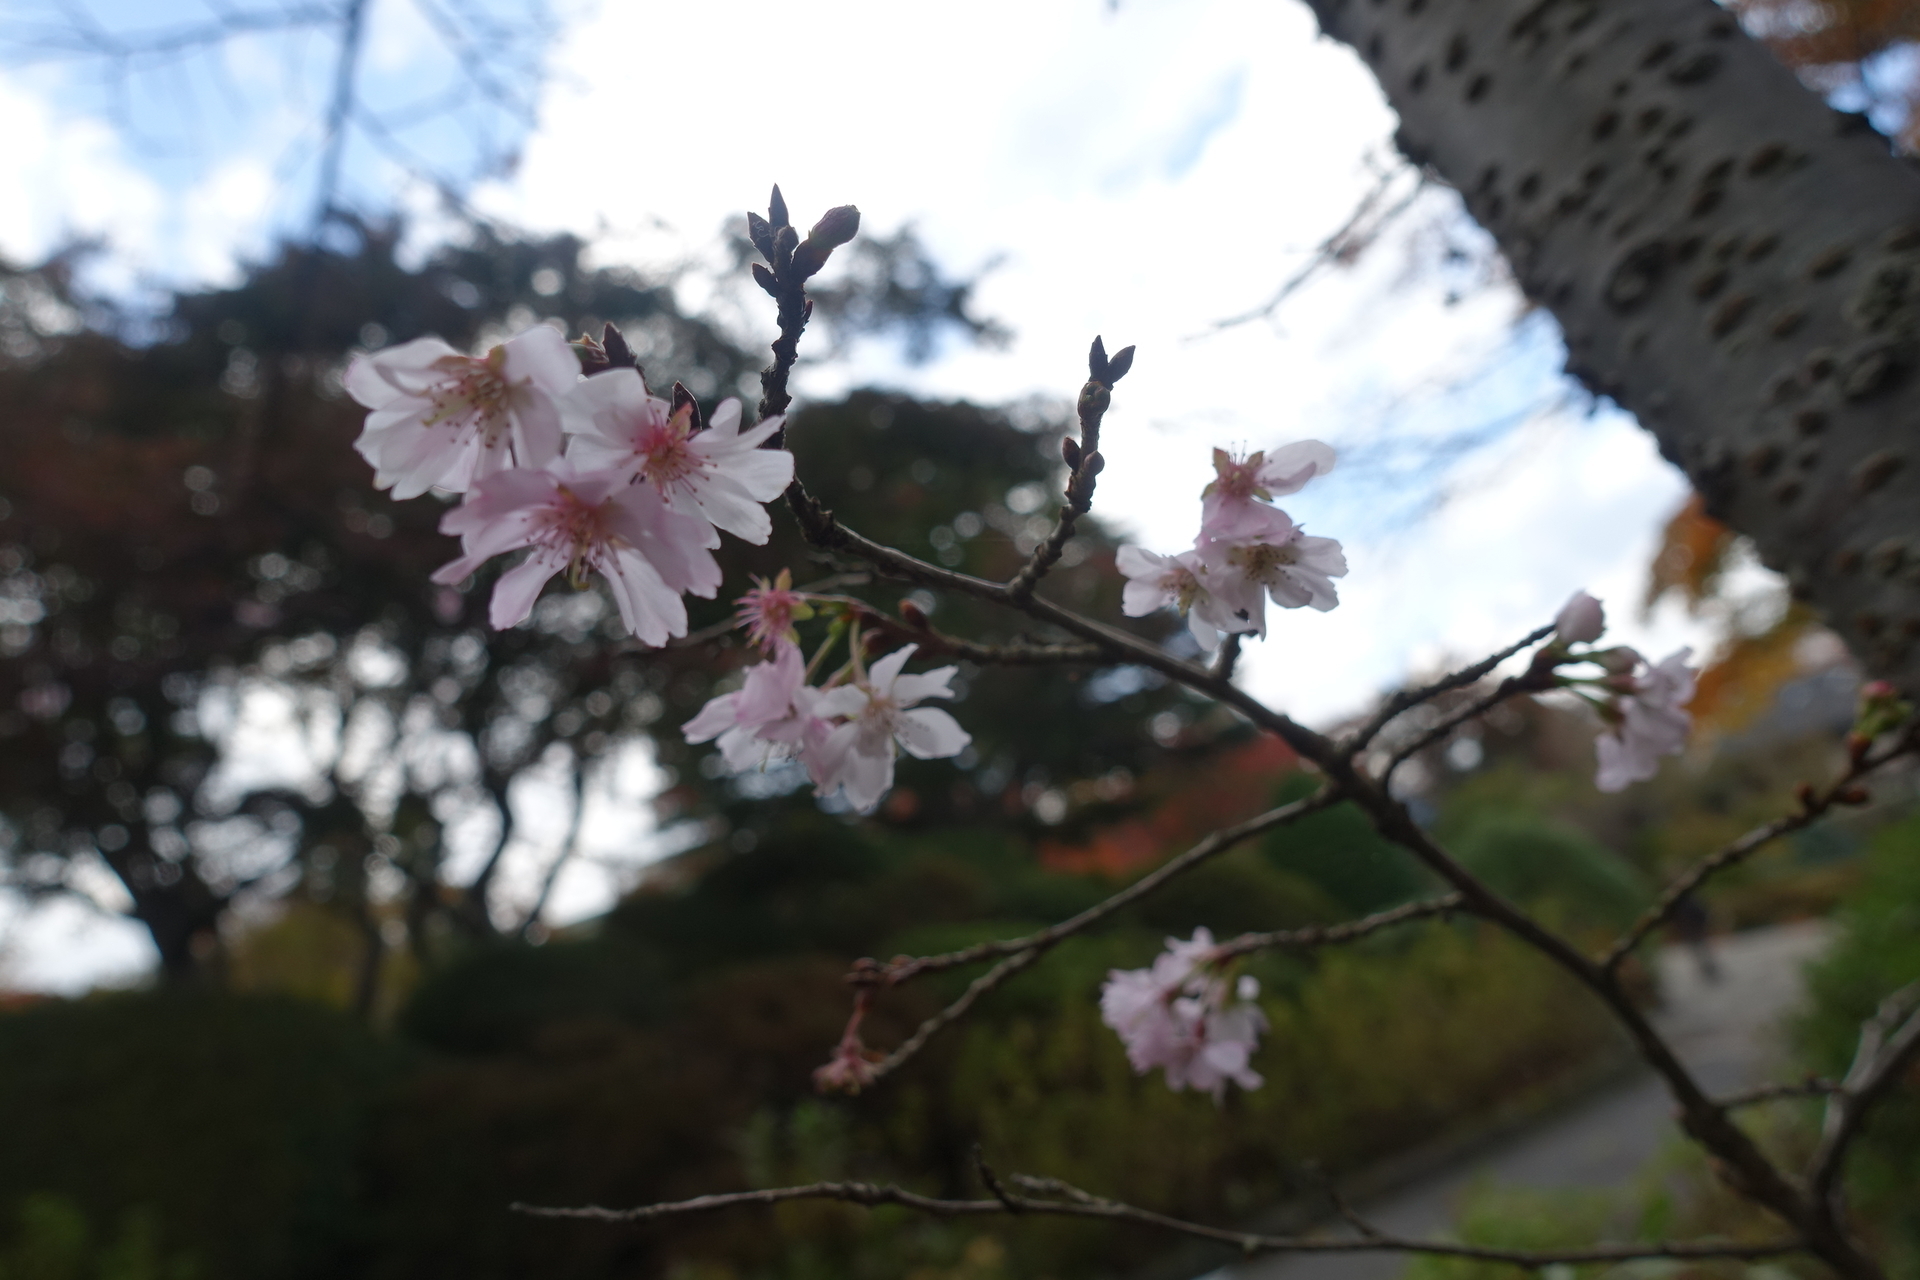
1100, 928, 1267, 1100
808, 643, 971, 813
431, 459, 719, 645
1554, 590, 1606, 644
1199, 441, 1336, 541
562, 372, 794, 546
735, 569, 813, 653
347, 327, 577, 499
683, 641, 832, 772
1594, 647, 1696, 792
1115, 546, 1252, 647
1195, 525, 1347, 636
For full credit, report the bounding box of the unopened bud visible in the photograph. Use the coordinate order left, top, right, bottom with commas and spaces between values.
768, 184, 790, 230
1553, 590, 1606, 644
1104, 344, 1135, 383
751, 262, 779, 296
1082, 451, 1106, 477
790, 240, 828, 280
773, 224, 800, 266
1839, 785, 1872, 806
1795, 782, 1817, 811
807, 204, 861, 250
1061, 437, 1082, 469
1847, 731, 1871, 762
899, 600, 930, 630
746, 211, 776, 260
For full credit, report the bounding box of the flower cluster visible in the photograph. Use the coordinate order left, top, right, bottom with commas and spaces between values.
1100, 928, 1267, 1100
1118, 442, 1346, 646
1544, 591, 1697, 792
684, 599, 972, 812
347, 331, 794, 644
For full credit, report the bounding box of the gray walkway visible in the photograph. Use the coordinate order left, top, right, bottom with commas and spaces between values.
1218, 921, 1830, 1280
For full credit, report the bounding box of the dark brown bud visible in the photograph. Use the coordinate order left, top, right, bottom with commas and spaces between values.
899, 599, 930, 630
746, 211, 776, 260
768, 184, 790, 230
1088, 335, 1109, 382
1062, 437, 1082, 469
601, 322, 637, 370
1839, 785, 1872, 806
791, 240, 828, 280
1105, 344, 1135, 383
1082, 450, 1106, 477
1848, 731, 1872, 762
1794, 782, 1817, 811
773, 224, 800, 268
807, 204, 861, 250
751, 262, 779, 296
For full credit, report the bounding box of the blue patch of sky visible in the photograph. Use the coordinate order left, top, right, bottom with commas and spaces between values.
3, 0, 558, 270
1161, 66, 1245, 180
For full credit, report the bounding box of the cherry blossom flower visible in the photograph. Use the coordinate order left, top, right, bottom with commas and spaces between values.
347, 327, 578, 499
1196, 525, 1347, 635
1199, 441, 1336, 542
683, 641, 832, 772
431, 459, 719, 645
735, 569, 813, 653
562, 372, 794, 546
1554, 590, 1606, 644
1116, 546, 1251, 647
1594, 647, 1696, 792
1100, 928, 1267, 1100
808, 643, 971, 813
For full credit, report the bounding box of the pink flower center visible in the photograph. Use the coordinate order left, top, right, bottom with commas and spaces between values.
422, 347, 512, 443
1227, 541, 1299, 581
636, 406, 703, 490
534, 486, 618, 587
1210, 450, 1268, 502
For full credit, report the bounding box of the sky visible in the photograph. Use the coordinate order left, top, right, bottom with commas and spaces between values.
0, 0, 1733, 990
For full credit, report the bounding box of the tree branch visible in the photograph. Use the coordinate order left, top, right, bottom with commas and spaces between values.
1005, 336, 1132, 603
511, 1173, 1804, 1268
1602, 729, 1915, 973
1810, 979, 1920, 1206
1209, 893, 1466, 962
1344, 623, 1555, 756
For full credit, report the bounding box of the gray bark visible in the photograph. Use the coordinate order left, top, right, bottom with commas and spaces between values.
1304, 0, 1920, 691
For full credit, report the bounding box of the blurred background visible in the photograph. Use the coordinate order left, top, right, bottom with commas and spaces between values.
0, 1, 1917, 1277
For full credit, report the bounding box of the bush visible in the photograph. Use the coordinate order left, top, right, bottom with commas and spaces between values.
0, 993, 400, 1280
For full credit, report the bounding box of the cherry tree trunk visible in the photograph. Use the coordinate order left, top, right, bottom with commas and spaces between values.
1305, 0, 1920, 689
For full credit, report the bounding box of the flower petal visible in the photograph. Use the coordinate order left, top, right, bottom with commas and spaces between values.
894, 707, 970, 760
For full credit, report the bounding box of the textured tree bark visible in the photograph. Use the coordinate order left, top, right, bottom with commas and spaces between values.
1304, 0, 1920, 693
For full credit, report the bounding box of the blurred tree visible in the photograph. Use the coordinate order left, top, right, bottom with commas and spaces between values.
0, 212, 1186, 990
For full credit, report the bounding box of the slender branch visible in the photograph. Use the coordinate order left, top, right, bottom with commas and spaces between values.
1379, 681, 1528, 792
1602, 730, 1915, 973
1005, 336, 1133, 603
1209, 893, 1465, 962
313, 0, 370, 229
1720, 1078, 1842, 1110
847, 791, 1341, 1087
1199, 161, 1428, 336
1810, 979, 1920, 1206
858, 789, 1341, 988
844, 601, 1104, 666
1345, 623, 1555, 756
511, 1174, 1805, 1268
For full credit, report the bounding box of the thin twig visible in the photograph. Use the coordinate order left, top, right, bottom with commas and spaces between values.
1719, 1078, 1842, 1110
1198, 163, 1428, 336
1602, 730, 1916, 973
859, 789, 1341, 988
511, 1173, 1805, 1268
1345, 623, 1555, 755
1810, 979, 1920, 1206
1006, 336, 1132, 603
1212, 633, 1244, 682
850, 791, 1342, 1086
1209, 894, 1465, 962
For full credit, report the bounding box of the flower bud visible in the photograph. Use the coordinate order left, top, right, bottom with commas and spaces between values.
1553, 590, 1606, 644
746, 211, 776, 261
767, 184, 790, 231
1839, 785, 1872, 806
1062, 437, 1082, 469
807, 204, 861, 250
899, 599, 930, 630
